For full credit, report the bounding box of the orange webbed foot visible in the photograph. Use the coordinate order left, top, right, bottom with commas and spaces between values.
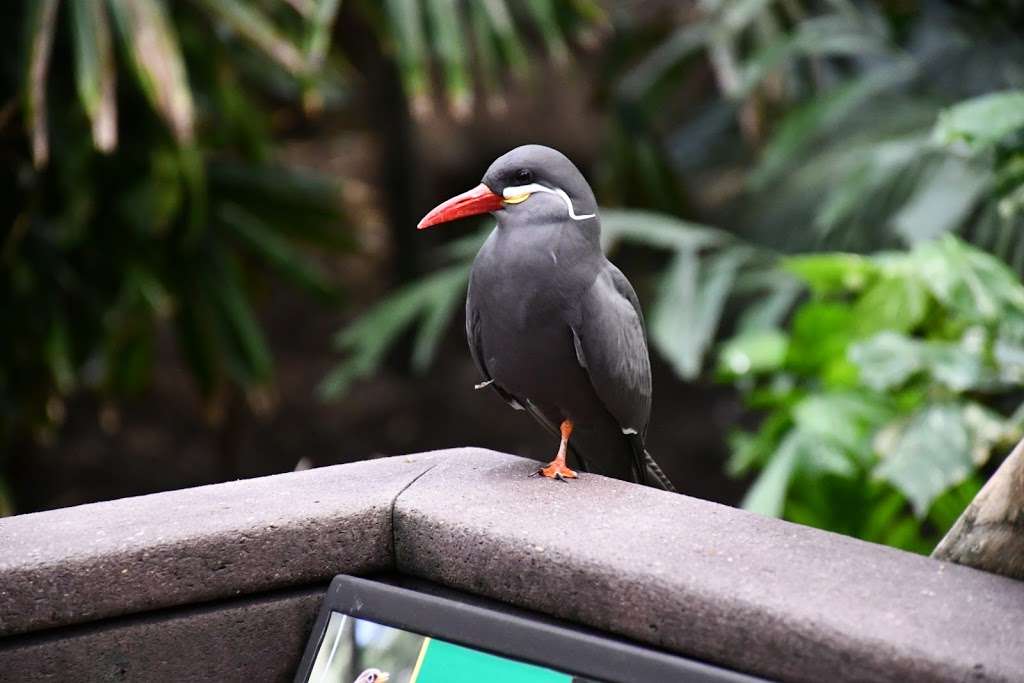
535, 460, 578, 481
529, 419, 578, 482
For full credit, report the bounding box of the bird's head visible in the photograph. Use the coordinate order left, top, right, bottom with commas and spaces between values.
417, 145, 598, 231
354, 668, 389, 683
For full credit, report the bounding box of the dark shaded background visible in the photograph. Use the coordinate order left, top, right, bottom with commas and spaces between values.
7, 49, 745, 512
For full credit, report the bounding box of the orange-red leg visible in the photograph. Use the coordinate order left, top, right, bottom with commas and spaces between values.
535, 420, 578, 481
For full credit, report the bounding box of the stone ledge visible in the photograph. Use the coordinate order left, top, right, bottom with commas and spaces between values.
0, 454, 440, 636
0, 587, 323, 682
393, 450, 1024, 683
1, 448, 1022, 683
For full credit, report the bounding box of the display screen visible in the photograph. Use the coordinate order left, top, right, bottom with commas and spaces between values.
307, 611, 581, 683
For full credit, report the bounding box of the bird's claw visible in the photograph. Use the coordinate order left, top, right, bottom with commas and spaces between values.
534, 460, 578, 481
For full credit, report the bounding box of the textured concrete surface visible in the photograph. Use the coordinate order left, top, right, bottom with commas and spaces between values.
393, 449, 1024, 683
0, 586, 323, 682
0, 453, 440, 636
3, 447, 1024, 682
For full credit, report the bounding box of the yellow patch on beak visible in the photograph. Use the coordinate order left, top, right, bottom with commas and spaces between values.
502, 193, 530, 205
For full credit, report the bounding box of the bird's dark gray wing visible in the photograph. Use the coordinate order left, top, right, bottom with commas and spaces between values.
466, 276, 570, 448
465, 276, 521, 410
571, 263, 652, 440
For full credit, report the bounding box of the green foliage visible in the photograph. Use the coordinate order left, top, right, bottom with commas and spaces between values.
2, 1, 350, 514
4, 0, 617, 516
719, 236, 1024, 551
611, 2, 1024, 264
320, 262, 471, 399
934, 91, 1024, 153
376, 0, 605, 117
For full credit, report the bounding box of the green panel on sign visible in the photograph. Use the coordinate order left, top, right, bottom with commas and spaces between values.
413, 638, 572, 683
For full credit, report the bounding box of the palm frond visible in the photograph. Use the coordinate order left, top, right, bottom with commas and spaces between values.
24, 0, 60, 168
70, 0, 117, 152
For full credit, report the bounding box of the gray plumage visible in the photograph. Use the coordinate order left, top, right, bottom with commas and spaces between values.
464, 145, 674, 490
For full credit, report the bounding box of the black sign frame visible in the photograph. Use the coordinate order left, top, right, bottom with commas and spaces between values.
294, 575, 766, 683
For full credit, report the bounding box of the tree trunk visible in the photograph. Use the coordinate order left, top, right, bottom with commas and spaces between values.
931, 437, 1024, 580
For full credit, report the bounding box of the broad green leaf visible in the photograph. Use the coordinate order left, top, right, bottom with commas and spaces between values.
995, 336, 1024, 384
25, 0, 60, 168
800, 438, 856, 478
787, 302, 856, 374
813, 135, 931, 239
892, 157, 990, 244
109, 0, 195, 143
933, 90, 1024, 153
742, 430, 802, 517
726, 431, 763, 476
849, 331, 922, 391
793, 391, 892, 457
651, 246, 753, 379
852, 274, 928, 335
783, 253, 876, 296
912, 235, 1024, 323
735, 280, 801, 332
70, 0, 117, 152
922, 342, 986, 392
717, 328, 788, 376
874, 404, 972, 516
727, 411, 793, 476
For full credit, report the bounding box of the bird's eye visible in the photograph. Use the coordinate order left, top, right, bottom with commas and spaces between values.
514, 168, 533, 184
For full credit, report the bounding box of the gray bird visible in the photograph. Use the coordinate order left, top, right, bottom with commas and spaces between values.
418, 145, 674, 490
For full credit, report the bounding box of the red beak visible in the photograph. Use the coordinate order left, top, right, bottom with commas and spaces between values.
417, 183, 504, 230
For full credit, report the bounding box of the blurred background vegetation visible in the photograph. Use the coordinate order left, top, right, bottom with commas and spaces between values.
3, 0, 1024, 554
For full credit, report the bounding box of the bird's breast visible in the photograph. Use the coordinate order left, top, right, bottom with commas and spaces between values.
469, 238, 592, 404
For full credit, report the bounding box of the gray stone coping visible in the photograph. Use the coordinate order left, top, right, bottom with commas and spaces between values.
0, 453, 440, 636
2, 448, 1023, 682
0, 587, 323, 682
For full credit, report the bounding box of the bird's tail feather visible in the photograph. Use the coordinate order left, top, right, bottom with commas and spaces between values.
627, 438, 676, 492
642, 449, 676, 492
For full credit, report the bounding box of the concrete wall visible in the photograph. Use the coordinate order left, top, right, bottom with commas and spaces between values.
1, 449, 1022, 682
